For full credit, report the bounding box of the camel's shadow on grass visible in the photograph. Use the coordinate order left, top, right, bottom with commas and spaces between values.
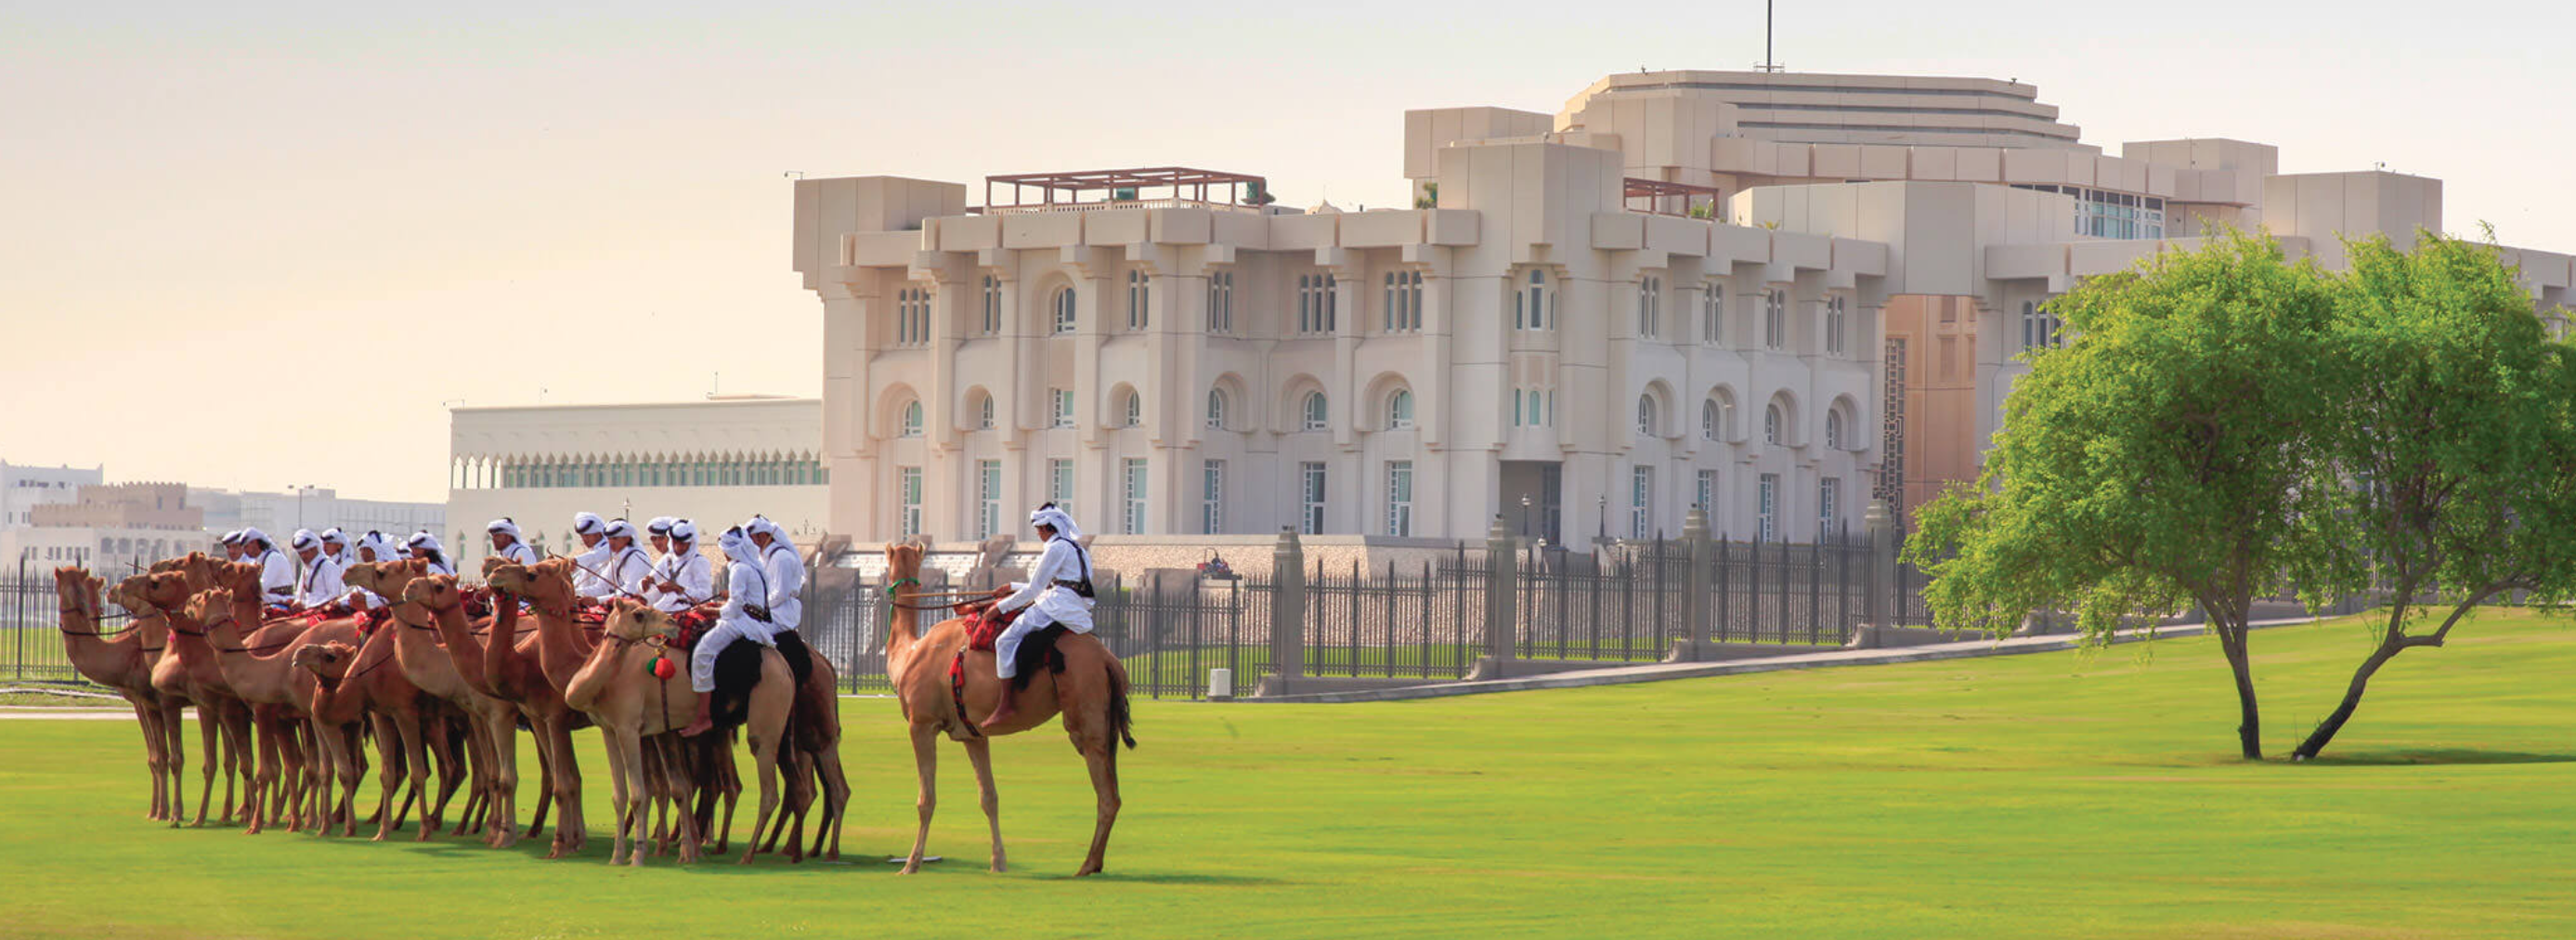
2300, 749, 2575, 766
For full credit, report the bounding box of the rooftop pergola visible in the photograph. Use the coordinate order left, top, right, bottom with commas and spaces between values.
1623, 177, 1727, 218
983, 166, 1269, 210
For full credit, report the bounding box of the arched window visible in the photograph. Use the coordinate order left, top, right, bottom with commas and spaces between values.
1516, 268, 1552, 330
1122, 391, 1143, 427
1825, 409, 1844, 450
1205, 388, 1229, 429
1701, 399, 1721, 441
1052, 286, 1077, 334
976, 394, 995, 430
900, 400, 924, 438
1386, 389, 1414, 430
1764, 403, 1784, 445
1636, 395, 1659, 437
1302, 391, 1329, 431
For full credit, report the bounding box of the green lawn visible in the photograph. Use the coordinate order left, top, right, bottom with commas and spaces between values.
2, 609, 2569, 939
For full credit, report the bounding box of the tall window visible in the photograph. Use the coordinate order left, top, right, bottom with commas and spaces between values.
1696, 469, 1718, 514
1047, 459, 1075, 520
900, 400, 924, 438
1702, 281, 1724, 344
1384, 270, 1422, 333
1296, 274, 1336, 334
1045, 388, 1073, 428
1637, 275, 1661, 339
1825, 295, 1847, 356
976, 395, 995, 430
1516, 268, 1552, 330
1122, 458, 1148, 534
898, 466, 923, 536
1818, 477, 1841, 535
1125, 269, 1150, 330
1302, 392, 1328, 431
1630, 467, 1653, 540
980, 275, 1001, 334
1206, 270, 1233, 333
2023, 300, 2062, 350
1122, 391, 1142, 428
1386, 389, 1414, 430
1052, 286, 1077, 334
1636, 395, 1659, 437
1202, 460, 1225, 534
1764, 403, 1784, 446
1758, 473, 1778, 542
1385, 461, 1414, 537
895, 286, 930, 346
1205, 388, 1228, 429
1763, 289, 1787, 350
976, 460, 1001, 540
1825, 409, 1844, 450
1298, 463, 1328, 535
1700, 398, 1721, 441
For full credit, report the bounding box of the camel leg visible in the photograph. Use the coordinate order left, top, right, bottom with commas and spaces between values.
339, 723, 367, 837
898, 723, 938, 874
715, 731, 741, 854
244, 714, 279, 835
420, 712, 461, 838
367, 713, 400, 830
480, 708, 521, 849
163, 699, 189, 829
666, 735, 705, 865
128, 698, 164, 821
598, 726, 631, 865
812, 744, 850, 862
546, 718, 584, 857
738, 723, 784, 866
526, 724, 553, 842
1072, 738, 1122, 878
380, 710, 422, 841
453, 716, 492, 838
226, 703, 254, 824
963, 736, 1008, 872
614, 729, 649, 867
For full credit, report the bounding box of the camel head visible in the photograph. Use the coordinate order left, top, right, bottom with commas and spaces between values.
110, 573, 152, 614
602, 598, 677, 643
214, 561, 260, 594
137, 571, 194, 613
403, 574, 462, 611
885, 542, 923, 582
185, 588, 238, 631
479, 555, 508, 578
488, 557, 574, 603
166, 553, 222, 591
53, 567, 100, 614
292, 641, 359, 680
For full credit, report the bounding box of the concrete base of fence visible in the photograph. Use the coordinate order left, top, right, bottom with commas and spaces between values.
1846, 623, 1992, 649
1663, 639, 1847, 663
1253, 674, 1443, 698
1465, 657, 1616, 681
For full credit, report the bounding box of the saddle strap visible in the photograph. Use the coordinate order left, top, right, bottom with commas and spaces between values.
945, 648, 984, 739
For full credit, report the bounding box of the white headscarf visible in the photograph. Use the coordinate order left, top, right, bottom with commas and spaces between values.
487, 517, 524, 544
604, 518, 638, 541
669, 518, 698, 546
241, 527, 273, 549
718, 527, 757, 567
290, 529, 321, 552
572, 512, 605, 537
1030, 503, 1083, 541
646, 516, 675, 538
404, 531, 443, 555
319, 528, 347, 549
354, 530, 393, 562
744, 515, 787, 543
219, 529, 244, 546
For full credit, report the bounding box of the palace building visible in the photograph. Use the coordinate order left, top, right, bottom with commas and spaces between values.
792, 69, 2576, 547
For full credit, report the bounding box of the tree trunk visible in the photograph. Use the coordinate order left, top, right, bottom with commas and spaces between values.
2293, 638, 2400, 761
2215, 609, 2262, 760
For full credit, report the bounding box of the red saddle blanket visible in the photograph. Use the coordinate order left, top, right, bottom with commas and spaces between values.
947, 607, 1024, 718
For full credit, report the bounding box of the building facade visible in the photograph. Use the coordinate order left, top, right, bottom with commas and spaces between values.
5, 481, 215, 575
446, 397, 829, 569
2, 461, 102, 529
794, 70, 2575, 547
189, 488, 447, 549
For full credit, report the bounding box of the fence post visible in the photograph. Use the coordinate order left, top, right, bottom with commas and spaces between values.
1665, 508, 1712, 662
1474, 515, 1516, 679
1256, 528, 1305, 697
1852, 499, 1894, 648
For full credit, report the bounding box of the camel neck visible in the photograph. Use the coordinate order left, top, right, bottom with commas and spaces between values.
887, 568, 923, 655
429, 602, 493, 689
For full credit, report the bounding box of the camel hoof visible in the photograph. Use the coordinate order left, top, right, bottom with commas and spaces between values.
898, 864, 921, 875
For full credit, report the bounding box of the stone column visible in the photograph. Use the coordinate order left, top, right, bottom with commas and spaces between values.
1474, 515, 1516, 678
1665, 507, 1714, 661
1850, 498, 1893, 648
1257, 527, 1305, 697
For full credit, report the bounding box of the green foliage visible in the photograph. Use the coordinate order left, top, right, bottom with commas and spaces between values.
1412, 182, 1438, 210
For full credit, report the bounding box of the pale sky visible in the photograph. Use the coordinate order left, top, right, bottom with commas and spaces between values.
7, 1, 2571, 503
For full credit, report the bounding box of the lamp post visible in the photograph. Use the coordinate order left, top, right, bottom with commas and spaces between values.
1519, 494, 1532, 539
1595, 493, 1608, 545
285, 484, 319, 531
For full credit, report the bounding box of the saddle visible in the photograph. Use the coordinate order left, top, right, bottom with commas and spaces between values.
945, 607, 1067, 737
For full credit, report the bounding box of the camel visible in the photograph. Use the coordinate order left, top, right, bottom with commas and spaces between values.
55, 568, 179, 821
474, 558, 598, 858
566, 599, 793, 866
384, 573, 533, 848
186, 587, 367, 836
882, 542, 1137, 876
203, 561, 328, 829
149, 572, 267, 829
342, 560, 475, 838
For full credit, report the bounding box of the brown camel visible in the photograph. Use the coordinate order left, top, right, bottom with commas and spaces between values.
395, 573, 533, 848
55, 568, 179, 821
205, 561, 326, 829
881, 542, 1137, 876
150, 574, 268, 829
566, 599, 794, 866
186, 587, 366, 835
476, 559, 597, 858
342, 560, 475, 837
107, 572, 199, 824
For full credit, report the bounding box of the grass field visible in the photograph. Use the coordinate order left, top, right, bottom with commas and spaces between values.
2, 609, 2569, 939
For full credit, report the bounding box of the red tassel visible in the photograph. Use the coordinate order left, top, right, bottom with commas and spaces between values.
649, 655, 676, 680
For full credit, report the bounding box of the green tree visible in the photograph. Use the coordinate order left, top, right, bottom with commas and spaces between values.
2292, 232, 2576, 759
1413, 182, 1438, 210
1906, 231, 2346, 759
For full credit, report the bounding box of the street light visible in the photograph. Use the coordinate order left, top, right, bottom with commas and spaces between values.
1519, 494, 1532, 539
285, 484, 319, 531
1596, 493, 1608, 544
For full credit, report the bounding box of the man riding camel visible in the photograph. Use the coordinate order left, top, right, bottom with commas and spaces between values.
290, 529, 345, 609
645, 518, 714, 613
980, 503, 1098, 729
319, 528, 353, 568
569, 512, 615, 598
488, 517, 539, 566
403, 530, 456, 577
599, 518, 654, 599
241, 528, 297, 614
680, 526, 778, 738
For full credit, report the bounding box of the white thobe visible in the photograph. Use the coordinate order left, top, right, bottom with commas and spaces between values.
572, 541, 615, 597
691, 560, 778, 693
603, 545, 653, 598
296, 555, 345, 608
993, 537, 1096, 678
649, 551, 715, 613
761, 543, 803, 631
254, 549, 297, 608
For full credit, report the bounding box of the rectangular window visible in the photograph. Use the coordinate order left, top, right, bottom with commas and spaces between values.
1764, 289, 1787, 351
1299, 462, 1327, 535
1122, 458, 1149, 535
976, 460, 1001, 540
1047, 459, 1075, 522
1205, 270, 1232, 333
1825, 296, 1847, 357
1637, 275, 1659, 339
1050, 388, 1073, 428
1702, 283, 1724, 345
1818, 477, 1841, 537
1385, 461, 1413, 537
1758, 473, 1779, 542
1697, 469, 1718, 516
898, 466, 923, 537
1630, 466, 1653, 540
1202, 460, 1225, 534
981, 276, 1001, 334
1126, 269, 1150, 330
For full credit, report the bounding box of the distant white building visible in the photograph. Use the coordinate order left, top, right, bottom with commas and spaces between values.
445, 397, 830, 569
190, 488, 447, 546
2, 461, 102, 529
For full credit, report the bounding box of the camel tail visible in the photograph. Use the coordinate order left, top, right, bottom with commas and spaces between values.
1107, 657, 1137, 751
